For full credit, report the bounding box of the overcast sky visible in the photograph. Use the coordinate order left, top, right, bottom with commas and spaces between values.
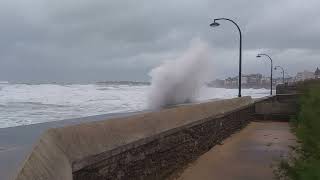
0, 0, 319, 83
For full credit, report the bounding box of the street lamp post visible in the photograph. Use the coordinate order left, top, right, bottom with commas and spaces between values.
256, 54, 273, 95
210, 18, 242, 97
274, 65, 285, 84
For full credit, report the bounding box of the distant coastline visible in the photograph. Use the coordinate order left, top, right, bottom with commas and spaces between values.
0, 81, 151, 86
96, 81, 150, 85
207, 83, 272, 89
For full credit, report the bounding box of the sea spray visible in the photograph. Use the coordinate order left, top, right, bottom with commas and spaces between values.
148, 38, 211, 109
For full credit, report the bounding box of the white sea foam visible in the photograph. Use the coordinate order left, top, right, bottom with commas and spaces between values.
0, 82, 270, 128
0, 83, 148, 128
148, 39, 211, 109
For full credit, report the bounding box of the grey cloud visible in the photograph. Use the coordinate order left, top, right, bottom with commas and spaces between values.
0, 0, 319, 82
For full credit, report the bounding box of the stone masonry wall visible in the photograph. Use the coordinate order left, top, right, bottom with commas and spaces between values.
73, 105, 254, 180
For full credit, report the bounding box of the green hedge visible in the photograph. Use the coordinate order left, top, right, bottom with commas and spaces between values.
277, 84, 320, 180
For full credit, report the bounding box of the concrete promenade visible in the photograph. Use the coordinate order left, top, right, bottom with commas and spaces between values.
14, 97, 254, 180
176, 121, 295, 180
3, 94, 298, 180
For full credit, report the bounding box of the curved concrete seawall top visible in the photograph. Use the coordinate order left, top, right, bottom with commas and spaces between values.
15, 97, 253, 180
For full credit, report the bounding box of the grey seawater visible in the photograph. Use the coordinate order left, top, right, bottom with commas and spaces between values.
0, 83, 270, 128
0, 83, 270, 180
0, 83, 149, 128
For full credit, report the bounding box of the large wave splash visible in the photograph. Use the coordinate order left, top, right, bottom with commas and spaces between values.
148, 38, 211, 109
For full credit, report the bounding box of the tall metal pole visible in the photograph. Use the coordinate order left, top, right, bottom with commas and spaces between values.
239, 27, 242, 98
210, 18, 242, 97
271, 60, 273, 95
257, 54, 273, 95
282, 69, 284, 83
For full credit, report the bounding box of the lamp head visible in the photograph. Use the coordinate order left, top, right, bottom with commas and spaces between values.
210, 22, 220, 27
256, 55, 261, 58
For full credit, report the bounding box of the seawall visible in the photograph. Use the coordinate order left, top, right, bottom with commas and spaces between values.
14, 97, 254, 180
13, 94, 298, 180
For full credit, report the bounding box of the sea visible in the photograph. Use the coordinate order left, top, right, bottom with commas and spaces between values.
0, 82, 270, 128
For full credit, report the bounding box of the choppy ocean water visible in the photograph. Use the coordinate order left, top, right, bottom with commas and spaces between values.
0, 83, 270, 128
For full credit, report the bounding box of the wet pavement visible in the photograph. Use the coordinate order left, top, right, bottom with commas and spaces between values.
176, 121, 296, 180
1, 118, 295, 180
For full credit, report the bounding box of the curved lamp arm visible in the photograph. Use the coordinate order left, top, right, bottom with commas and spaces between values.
210, 18, 242, 97
212, 18, 242, 37
256, 53, 273, 95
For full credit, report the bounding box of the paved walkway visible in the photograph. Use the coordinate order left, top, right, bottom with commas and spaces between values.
176, 122, 296, 180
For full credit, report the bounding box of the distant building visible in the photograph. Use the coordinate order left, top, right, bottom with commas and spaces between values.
241, 76, 248, 85
295, 71, 315, 81
261, 76, 270, 85
315, 67, 320, 79
223, 74, 265, 88
246, 74, 262, 85
224, 77, 238, 86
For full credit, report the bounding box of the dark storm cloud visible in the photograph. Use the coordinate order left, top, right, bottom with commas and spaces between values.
0, 0, 319, 82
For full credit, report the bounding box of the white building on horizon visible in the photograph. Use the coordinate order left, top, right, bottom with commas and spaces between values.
295, 70, 315, 81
